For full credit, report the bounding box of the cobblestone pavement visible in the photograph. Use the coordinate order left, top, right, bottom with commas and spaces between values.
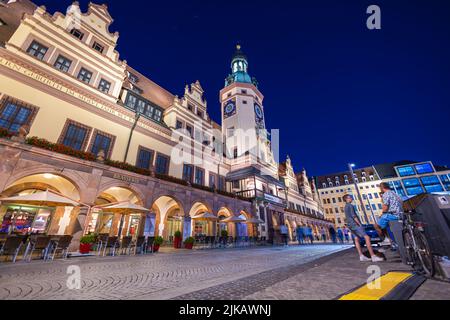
244, 249, 450, 300
0, 245, 349, 300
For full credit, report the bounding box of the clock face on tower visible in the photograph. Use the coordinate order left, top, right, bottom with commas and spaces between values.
224, 100, 236, 118
254, 103, 265, 129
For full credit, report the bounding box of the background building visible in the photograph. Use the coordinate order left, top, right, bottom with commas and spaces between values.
316, 160, 450, 227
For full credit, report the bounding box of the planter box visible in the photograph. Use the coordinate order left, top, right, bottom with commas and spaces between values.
79, 243, 92, 254
174, 237, 182, 249
185, 243, 194, 250
153, 245, 160, 252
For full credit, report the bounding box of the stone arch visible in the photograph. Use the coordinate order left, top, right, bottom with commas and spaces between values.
217, 207, 235, 237
4, 171, 83, 200
1, 172, 82, 236
189, 201, 215, 237
89, 185, 145, 237
188, 201, 213, 218
97, 181, 145, 206
151, 195, 185, 241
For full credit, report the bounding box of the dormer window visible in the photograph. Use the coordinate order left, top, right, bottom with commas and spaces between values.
129, 73, 139, 84
197, 110, 204, 118
92, 41, 104, 54
131, 84, 143, 95
187, 104, 194, 112
70, 29, 84, 40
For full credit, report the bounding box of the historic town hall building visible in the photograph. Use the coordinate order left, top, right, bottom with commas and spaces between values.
0, 0, 331, 249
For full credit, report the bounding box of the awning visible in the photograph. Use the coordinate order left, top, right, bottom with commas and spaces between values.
225, 166, 285, 188
0, 190, 79, 207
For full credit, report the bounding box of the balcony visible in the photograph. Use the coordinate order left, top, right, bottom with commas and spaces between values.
235, 189, 287, 207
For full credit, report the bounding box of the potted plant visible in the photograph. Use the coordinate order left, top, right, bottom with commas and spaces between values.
79, 234, 95, 254
184, 237, 195, 250
153, 236, 164, 252
174, 230, 182, 249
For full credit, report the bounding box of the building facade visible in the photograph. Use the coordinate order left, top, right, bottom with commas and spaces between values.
0, 0, 331, 248
316, 161, 450, 227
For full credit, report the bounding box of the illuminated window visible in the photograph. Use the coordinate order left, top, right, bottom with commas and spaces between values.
398, 166, 415, 177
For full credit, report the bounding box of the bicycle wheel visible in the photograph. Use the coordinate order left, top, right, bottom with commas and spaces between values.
413, 229, 435, 277
403, 229, 421, 271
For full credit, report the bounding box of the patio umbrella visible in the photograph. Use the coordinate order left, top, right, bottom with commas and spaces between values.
101, 202, 150, 238
192, 212, 219, 221
101, 203, 151, 214
221, 215, 246, 223
0, 190, 79, 207
245, 217, 265, 225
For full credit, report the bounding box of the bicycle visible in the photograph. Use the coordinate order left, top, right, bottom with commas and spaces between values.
402, 211, 435, 277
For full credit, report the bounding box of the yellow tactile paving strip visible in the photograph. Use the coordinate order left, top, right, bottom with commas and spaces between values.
339, 272, 413, 300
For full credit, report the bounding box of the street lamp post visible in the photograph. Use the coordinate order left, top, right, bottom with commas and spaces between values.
348, 163, 370, 224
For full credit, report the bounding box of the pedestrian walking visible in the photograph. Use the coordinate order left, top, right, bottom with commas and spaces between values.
343, 227, 350, 243
280, 225, 289, 247
337, 228, 344, 244
321, 227, 327, 242
329, 226, 337, 244
296, 225, 304, 245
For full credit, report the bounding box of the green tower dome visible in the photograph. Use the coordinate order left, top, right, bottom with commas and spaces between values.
225, 44, 258, 87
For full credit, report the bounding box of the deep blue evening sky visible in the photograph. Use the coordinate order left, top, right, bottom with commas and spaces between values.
38, 0, 450, 176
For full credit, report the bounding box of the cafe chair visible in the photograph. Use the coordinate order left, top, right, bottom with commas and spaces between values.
49, 235, 73, 260
96, 234, 109, 256
102, 236, 119, 257
118, 236, 133, 255
26, 235, 51, 262
145, 237, 155, 254
0, 235, 25, 263
133, 236, 146, 255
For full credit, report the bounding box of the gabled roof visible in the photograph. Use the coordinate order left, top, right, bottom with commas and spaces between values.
124, 65, 175, 109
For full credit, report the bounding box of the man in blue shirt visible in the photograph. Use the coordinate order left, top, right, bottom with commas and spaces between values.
375, 183, 403, 246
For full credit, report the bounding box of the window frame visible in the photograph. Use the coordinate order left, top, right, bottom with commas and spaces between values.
58, 119, 92, 151
26, 40, 48, 61
0, 96, 39, 133
136, 146, 155, 170
53, 54, 72, 73
88, 129, 116, 159
155, 153, 170, 175
98, 78, 112, 94
92, 41, 105, 54
77, 67, 93, 84
70, 28, 84, 40
194, 167, 205, 186
183, 164, 194, 183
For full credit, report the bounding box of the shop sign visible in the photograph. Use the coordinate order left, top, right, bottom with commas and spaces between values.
0, 56, 165, 136
264, 193, 285, 206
